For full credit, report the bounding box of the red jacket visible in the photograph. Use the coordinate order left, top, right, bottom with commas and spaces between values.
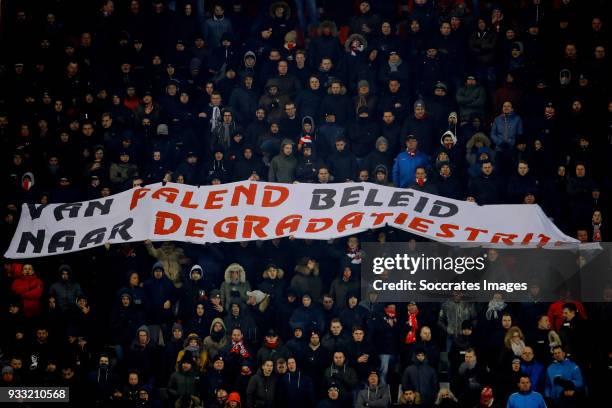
547, 300, 587, 332
11, 267, 44, 317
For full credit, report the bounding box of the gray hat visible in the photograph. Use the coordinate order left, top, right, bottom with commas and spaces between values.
357, 80, 370, 88
157, 124, 169, 135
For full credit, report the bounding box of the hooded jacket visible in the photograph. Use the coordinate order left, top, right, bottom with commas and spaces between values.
290, 260, 322, 300
143, 262, 177, 323
268, 139, 297, 183
310, 21, 342, 66
295, 144, 325, 183
258, 266, 286, 306
356, 383, 391, 408
220, 263, 251, 310
49, 264, 84, 312
181, 264, 213, 320
203, 317, 229, 359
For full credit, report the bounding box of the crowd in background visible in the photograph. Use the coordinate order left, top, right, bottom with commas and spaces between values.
0, 0, 611, 407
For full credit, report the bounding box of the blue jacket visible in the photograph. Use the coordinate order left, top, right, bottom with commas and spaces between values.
521, 360, 546, 393
392, 150, 429, 188
545, 359, 583, 399
506, 391, 547, 408
491, 112, 523, 150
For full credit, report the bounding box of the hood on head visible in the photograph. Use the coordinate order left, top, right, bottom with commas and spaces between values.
151, 261, 165, 274
269, 1, 291, 20
441, 130, 457, 146
58, 264, 72, 278
22, 172, 35, 187
466, 132, 491, 149
190, 264, 203, 280
294, 258, 319, 276
209, 317, 227, 333
224, 263, 247, 283
184, 333, 202, 348
136, 324, 150, 339
263, 265, 285, 279
243, 50, 256, 64
345, 33, 368, 53
280, 138, 294, 153
318, 20, 338, 36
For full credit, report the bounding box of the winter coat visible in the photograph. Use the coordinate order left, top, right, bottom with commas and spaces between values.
290, 304, 325, 334
392, 150, 429, 188
491, 112, 524, 150
203, 318, 229, 359
347, 118, 379, 159
168, 366, 198, 399
290, 261, 322, 300
468, 29, 497, 66
11, 266, 43, 317
545, 358, 583, 400
469, 172, 505, 204
224, 307, 259, 346
324, 363, 359, 393
246, 369, 278, 408
279, 371, 315, 408
356, 384, 391, 408
456, 84, 487, 119
143, 262, 177, 323
220, 263, 251, 310
203, 16, 233, 50
438, 301, 477, 337
145, 242, 185, 288
401, 359, 438, 406
309, 21, 343, 66
49, 265, 84, 312
295, 88, 324, 121
327, 149, 359, 182
268, 139, 297, 183
110, 294, 143, 346
258, 268, 286, 307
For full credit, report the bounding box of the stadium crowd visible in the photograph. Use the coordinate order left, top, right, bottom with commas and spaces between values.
0, 0, 611, 407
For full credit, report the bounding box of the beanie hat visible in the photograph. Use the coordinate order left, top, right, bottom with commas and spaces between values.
357, 79, 370, 88
376, 136, 389, 149
227, 392, 241, 402
246, 290, 266, 304
157, 124, 169, 135
2, 366, 14, 375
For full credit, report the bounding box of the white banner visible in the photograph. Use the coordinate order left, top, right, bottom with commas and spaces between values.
5, 181, 579, 259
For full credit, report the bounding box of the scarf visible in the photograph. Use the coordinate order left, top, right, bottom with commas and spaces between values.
388, 60, 401, 72
265, 338, 279, 349
593, 223, 602, 242
211, 106, 221, 130
211, 329, 225, 342
404, 312, 418, 344
511, 340, 525, 356
416, 178, 426, 187
486, 299, 507, 320
230, 341, 250, 358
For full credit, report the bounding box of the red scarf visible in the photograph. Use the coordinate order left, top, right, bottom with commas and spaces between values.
265, 338, 279, 349
230, 341, 250, 358
416, 178, 426, 187
404, 312, 419, 344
